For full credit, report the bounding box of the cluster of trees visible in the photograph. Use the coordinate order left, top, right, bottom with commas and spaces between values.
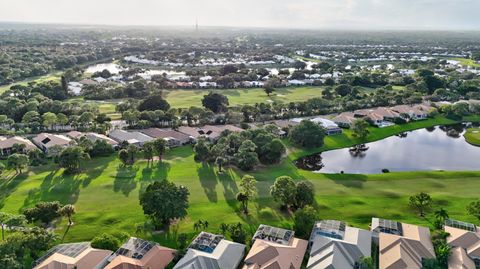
118, 138, 166, 166
23, 201, 76, 227
193, 126, 286, 171
288, 120, 326, 148
0, 81, 114, 134
270, 176, 315, 210
0, 201, 76, 267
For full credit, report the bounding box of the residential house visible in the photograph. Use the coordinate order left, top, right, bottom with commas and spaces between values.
67, 131, 119, 147
140, 128, 191, 147
177, 125, 243, 142
203, 124, 244, 134
199, 82, 217, 88
332, 112, 357, 128
371, 218, 436, 269
288, 79, 306, 86
173, 232, 245, 269
307, 220, 372, 269
291, 117, 342, 135
108, 129, 154, 147
85, 133, 119, 147
32, 133, 73, 153
32, 242, 112, 269
66, 131, 84, 139
68, 82, 83, 96
79, 79, 98, 86
104, 237, 176, 269
0, 136, 37, 156
354, 109, 391, 127
243, 225, 308, 269
391, 104, 431, 120
310, 117, 343, 135
444, 219, 480, 269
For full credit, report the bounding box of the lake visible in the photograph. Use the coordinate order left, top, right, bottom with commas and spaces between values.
295, 123, 480, 174
85, 63, 124, 74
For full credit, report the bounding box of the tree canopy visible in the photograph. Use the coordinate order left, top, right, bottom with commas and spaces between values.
140, 181, 190, 228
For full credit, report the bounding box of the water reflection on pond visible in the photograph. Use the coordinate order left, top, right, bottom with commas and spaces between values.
85, 63, 124, 74
295, 123, 480, 174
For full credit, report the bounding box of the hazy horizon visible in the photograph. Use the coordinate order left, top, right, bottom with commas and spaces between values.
0, 0, 479, 31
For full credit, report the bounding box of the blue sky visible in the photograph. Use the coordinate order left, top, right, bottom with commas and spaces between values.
0, 0, 478, 30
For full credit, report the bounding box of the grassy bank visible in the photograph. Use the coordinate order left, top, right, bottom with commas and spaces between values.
464, 128, 480, 146
0, 115, 479, 248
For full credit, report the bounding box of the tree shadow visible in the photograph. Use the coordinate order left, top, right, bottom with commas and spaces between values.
217, 169, 239, 210
138, 161, 171, 194
114, 165, 139, 197
0, 171, 29, 209
22, 170, 82, 209
197, 163, 218, 203
323, 173, 368, 189
80, 157, 111, 188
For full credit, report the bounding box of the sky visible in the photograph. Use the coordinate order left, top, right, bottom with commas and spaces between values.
0, 0, 479, 30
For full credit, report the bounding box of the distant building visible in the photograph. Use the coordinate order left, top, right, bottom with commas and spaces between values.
371, 218, 435, 269
104, 237, 176, 269
243, 225, 308, 269
33, 242, 112, 269
173, 232, 245, 269
307, 220, 372, 269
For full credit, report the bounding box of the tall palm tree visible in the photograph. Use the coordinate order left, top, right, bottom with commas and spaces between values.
61, 204, 76, 226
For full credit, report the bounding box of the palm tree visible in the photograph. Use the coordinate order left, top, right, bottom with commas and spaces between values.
215, 156, 226, 173
434, 208, 449, 222
219, 223, 229, 235
61, 204, 76, 226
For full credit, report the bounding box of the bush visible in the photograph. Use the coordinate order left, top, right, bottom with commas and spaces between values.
382, 169, 390, 173
91, 233, 122, 251
258, 208, 276, 219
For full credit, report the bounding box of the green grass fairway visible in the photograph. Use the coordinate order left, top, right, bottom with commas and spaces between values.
450, 58, 480, 68
164, 87, 325, 108
0, 72, 62, 94
1, 116, 479, 248
464, 128, 480, 146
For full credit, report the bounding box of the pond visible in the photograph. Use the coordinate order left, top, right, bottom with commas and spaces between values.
85, 63, 124, 74
295, 123, 480, 174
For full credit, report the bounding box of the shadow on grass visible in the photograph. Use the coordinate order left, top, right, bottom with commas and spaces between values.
0, 171, 29, 209
23, 170, 81, 209
197, 163, 218, 203
114, 165, 139, 197
323, 173, 368, 189
138, 161, 171, 194
22, 160, 110, 209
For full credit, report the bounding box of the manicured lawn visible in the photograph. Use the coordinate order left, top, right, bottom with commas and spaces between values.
464, 128, 480, 146
0, 73, 61, 94
0, 115, 479, 249
450, 58, 480, 68
164, 87, 325, 108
